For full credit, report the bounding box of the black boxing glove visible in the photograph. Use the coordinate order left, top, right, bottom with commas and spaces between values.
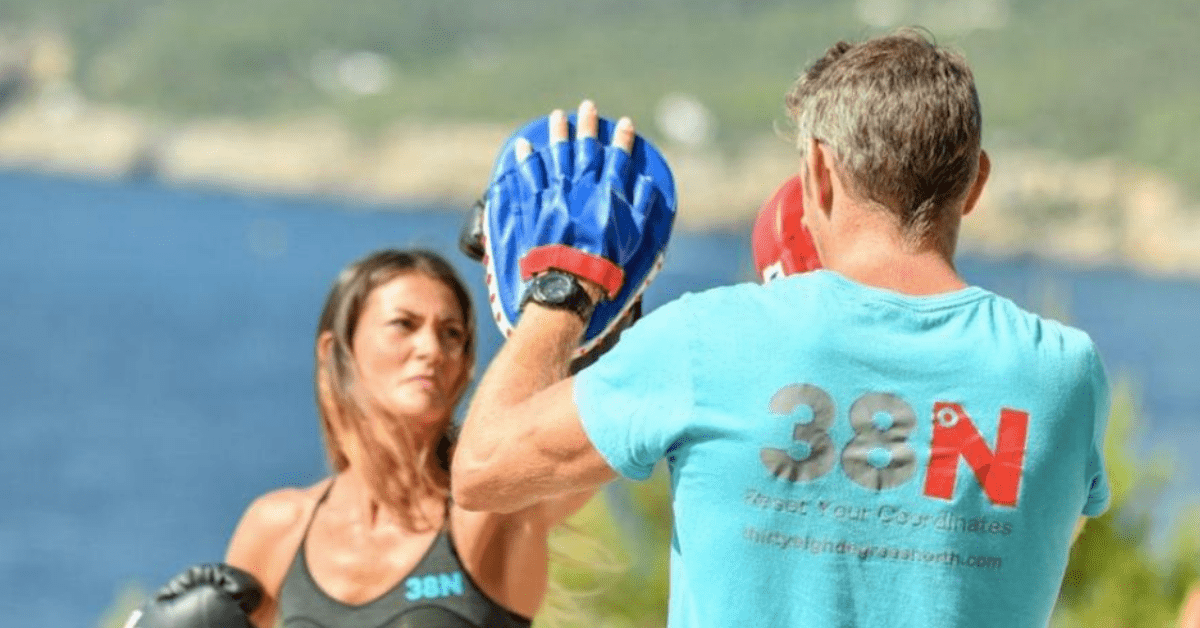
458, 198, 486, 262
125, 563, 264, 628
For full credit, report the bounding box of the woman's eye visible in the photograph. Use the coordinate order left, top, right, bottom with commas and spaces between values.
442, 328, 466, 345
393, 318, 418, 331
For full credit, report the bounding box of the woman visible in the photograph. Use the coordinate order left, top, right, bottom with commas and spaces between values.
224, 249, 596, 628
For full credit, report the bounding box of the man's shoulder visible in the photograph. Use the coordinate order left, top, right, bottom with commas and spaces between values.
977, 291, 1101, 376
988, 291, 1097, 350
647, 281, 783, 329
667, 276, 816, 311
688, 280, 771, 304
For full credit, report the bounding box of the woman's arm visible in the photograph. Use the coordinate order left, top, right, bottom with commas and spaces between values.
224, 485, 318, 628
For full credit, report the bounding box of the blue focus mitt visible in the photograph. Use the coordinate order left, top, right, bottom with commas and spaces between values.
464, 112, 676, 357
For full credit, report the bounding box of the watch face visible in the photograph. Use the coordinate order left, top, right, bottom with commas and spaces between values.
538, 273, 573, 302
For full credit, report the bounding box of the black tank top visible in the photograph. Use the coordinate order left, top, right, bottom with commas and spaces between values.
277, 482, 533, 628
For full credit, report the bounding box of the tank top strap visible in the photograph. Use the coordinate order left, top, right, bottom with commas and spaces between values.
300, 477, 337, 543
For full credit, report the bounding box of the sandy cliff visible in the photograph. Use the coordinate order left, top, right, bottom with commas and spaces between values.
3, 96, 1198, 279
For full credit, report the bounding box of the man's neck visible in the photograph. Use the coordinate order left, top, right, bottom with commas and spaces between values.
819, 200, 966, 296
823, 235, 965, 296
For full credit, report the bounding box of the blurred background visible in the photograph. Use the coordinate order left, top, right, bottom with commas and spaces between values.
0, 0, 1197, 626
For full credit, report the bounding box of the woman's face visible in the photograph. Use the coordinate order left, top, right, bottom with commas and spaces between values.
351, 272, 469, 431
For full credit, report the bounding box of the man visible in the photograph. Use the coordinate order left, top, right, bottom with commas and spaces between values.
453, 29, 1110, 628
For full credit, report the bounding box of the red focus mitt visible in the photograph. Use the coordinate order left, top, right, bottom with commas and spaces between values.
751, 175, 821, 282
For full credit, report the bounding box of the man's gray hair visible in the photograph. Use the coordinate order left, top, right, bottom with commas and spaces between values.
786, 28, 982, 251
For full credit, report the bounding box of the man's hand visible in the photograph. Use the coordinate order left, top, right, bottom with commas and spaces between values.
519, 103, 627, 310
452, 100, 649, 513
468, 99, 675, 358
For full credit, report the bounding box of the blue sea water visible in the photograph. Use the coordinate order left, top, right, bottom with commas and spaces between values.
0, 171, 1196, 627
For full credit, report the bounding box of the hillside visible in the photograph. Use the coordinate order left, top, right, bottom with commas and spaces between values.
2, 0, 1199, 274
2, 0, 1195, 187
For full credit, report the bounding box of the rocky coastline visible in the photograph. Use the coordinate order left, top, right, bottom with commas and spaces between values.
3, 77, 1198, 280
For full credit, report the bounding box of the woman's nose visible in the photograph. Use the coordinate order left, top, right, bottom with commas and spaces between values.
411, 325, 444, 362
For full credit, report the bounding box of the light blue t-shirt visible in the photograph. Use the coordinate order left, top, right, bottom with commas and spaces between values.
575, 270, 1110, 628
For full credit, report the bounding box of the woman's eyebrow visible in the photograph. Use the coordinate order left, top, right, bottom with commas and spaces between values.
389, 307, 462, 325
388, 307, 421, 319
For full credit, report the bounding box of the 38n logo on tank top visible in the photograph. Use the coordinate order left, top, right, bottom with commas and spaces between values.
404, 571, 465, 601
759, 384, 1029, 506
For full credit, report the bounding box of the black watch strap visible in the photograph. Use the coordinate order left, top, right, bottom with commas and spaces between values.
521, 271, 597, 322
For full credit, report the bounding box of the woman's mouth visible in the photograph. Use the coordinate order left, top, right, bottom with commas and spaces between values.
406, 375, 437, 390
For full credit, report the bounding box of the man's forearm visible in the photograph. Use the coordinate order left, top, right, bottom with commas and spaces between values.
455, 305, 588, 487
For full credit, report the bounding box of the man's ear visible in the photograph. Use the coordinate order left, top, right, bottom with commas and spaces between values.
962, 150, 991, 217
806, 138, 834, 215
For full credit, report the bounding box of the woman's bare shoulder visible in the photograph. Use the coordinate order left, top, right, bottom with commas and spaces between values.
238, 482, 328, 534
225, 478, 332, 581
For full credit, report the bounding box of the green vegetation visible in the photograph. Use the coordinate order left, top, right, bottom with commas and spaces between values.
1053, 381, 1200, 628
97, 582, 148, 628
4, 0, 1200, 197
543, 473, 673, 628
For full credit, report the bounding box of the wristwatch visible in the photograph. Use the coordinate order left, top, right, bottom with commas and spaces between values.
521, 270, 597, 322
